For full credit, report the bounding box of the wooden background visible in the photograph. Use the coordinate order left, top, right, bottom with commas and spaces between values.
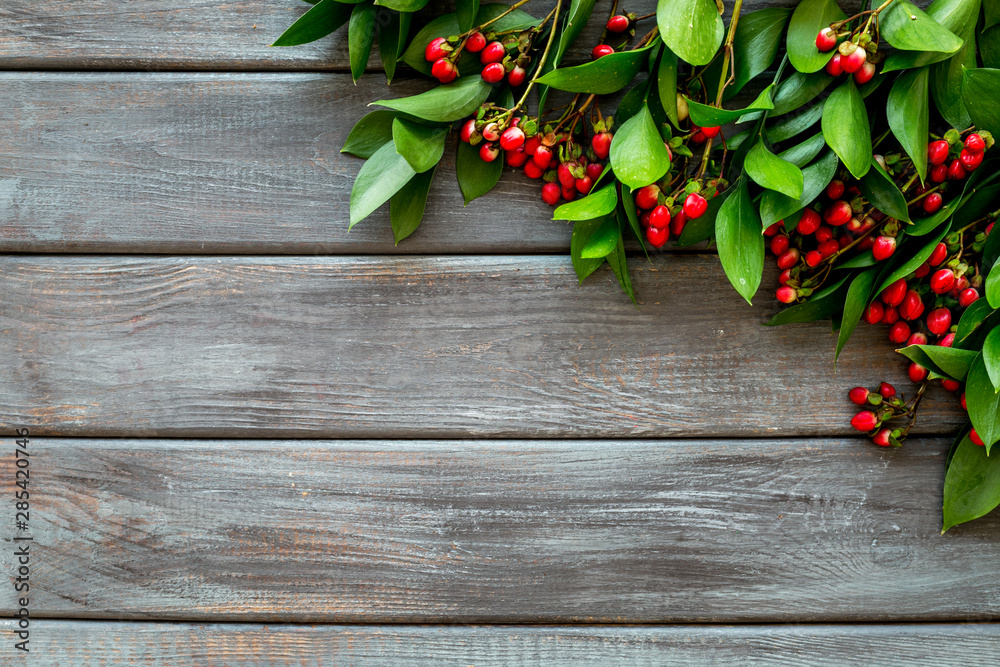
1, 0, 998, 663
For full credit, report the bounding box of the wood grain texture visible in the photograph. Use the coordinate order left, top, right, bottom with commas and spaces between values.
0, 254, 966, 438
0, 72, 576, 254
1, 437, 998, 621
1, 621, 998, 665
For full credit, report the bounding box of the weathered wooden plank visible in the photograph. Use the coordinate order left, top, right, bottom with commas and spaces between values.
2, 621, 998, 665
2, 437, 997, 621
0, 255, 965, 438
0, 72, 577, 254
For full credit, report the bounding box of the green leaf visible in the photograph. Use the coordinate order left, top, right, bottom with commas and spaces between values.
686, 84, 775, 127
725, 8, 792, 100
342, 110, 401, 158
571, 219, 607, 282
988, 257, 1000, 308
272, 0, 353, 46
898, 344, 978, 381
765, 275, 851, 326
553, 184, 618, 222
887, 67, 930, 183
715, 179, 764, 305
657, 49, 680, 127
874, 223, 952, 295
606, 231, 636, 304
620, 183, 649, 258
759, 149, 839, 227
963, 68, 1000, 136
391, 118, 446, 173
883, 0, 980, 71
375, 0, 429, 12
984, 328, 1000, 392
988, 0, 1000, 29
943, 432, 1000, 531
767, 104, 823, 143
769, 70, 834, 117
836, 268, 879, 361
968, 353, 1000, 451
676, 188, 731, 246
373, 76, 492, 123
389, 166, 434, 244
537, 0, 596, 111
745, 139, 804, 199
877, 0, 963, 54
777, 133, 826, 168
378, 11, 407, 84
456, 0, 480, 32
821, 79, 871, 179
982, 25, 1000, 68
614, 83, 647, 126
455, 140, 502, 205
609, 103, 672, 190
349, 140, 416, 228
581, 216, 619, 259
858, 158, 910, 223
535, 46, 653, 94
786, 0, 846, 73
656, 0, 725, 66
955, 298, 997, 348
348, 3, 377, 83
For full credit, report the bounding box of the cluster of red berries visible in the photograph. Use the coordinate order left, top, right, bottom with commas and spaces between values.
633, 184, 710, 248
424, 31, 529, 86
847, 382, 910, 447
926, 133, 986, 184
816, 28, 877, 84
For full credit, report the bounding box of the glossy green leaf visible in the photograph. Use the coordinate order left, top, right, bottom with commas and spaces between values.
553, 184, 618, 222
887, 67, 930, 183
898, 344, 978, 381
676, 188, 731, 247
378, 10, 408, 84
389, 166, 434, 244
716, 179, 764, 304
883, 0, 980, 71
725, 8, 792, 100
765, 275, 851, 326
982, 25, 1000, 68
877, 0, 963, 53
988, 257, 1000, 308
988, 0, 1000, 28
858, 159, 910, 223
374, 0, 429, 12
943, 432, 1000, 531
456, 0, 480, 32
273, 0, 353, 46
348, 3, 377, 83
656, 0, 724, 66
349, 141, 416, 227
770, 70, 833, 117
777, 133, 826, 167
955, 299, 997, 348
745, 139, 804, 199
968, 353, 1000, 451
767, 104, 823, 143
536, 46, 653, 94
984, 328, 1000, 392
620, 184, 649, 258
606, 231, 636, 304
874, 223, 952, 295
821, 79, 871, 179
686, 84, 776, 127
657, 49, 680, 127
571, 218, 607, 282
963, 68, 1000, 136
786, 0, 846, 73
759, 149, 839, 227
581, 216, 620, 259
391, 118, 446, 173
373, 76, 492, 123
609, 104, 672, 190
836, 268, 879, 361
455, 140, 501, 205
342, 110, 401, 158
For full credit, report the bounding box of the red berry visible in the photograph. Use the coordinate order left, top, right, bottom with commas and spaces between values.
683, 193, 708, 219
907, 332, 928, 346
880, 279, 908, 307
479, 143, 499, 162
591, 132, 612, 160
899, 290, 925, 321
481, 41, 505, 64
481, 62, 506, 83
825, 53, 843, 76
639, 210, 651, 229
776, 248, 800, 270
959, 288, 980, 308
826, 180, 845, 200
506, 148, 528, 167
851, 411, 879, 431
971, 428, 985, 446
841, 45, 866, 73
646, 224, 668, 248
586, 163, 603, 181
425, 37, 450, 62
764, 221, 784, 236
805, 250, 822, 267
816, 27, 838, 52
930, 269, 956, 294
592, 44, 615, 60
541, 182, 560, 206
701, 126, 721, 138
523, 160, 544, 179
797, 209, 821, 235
557, 162, 576, 188
649, 205, 671, 229
947, 159, 967, 181
481, 122, 500, 141
670, 211, 687, 238
961, 393, 967, 411
930, 163, 948, 183
776, 286, 797, 304
863, 301, 885, 324
928, 242, 948, 267
879, 382, 896, 399
770, 234, 790, 256
872, 236, 896, 261
778, 268, 793, 286
431, 58, 456, 81
926, 307, 952, 335
883, 305, 899, 325
575, 176, 593, 195
607, 15, 630, 33
818, 239, 840, 258
635, 184, 660, 210
872, 429, 893, 447
908, 363, 929, 383
942, 379, 961, 392
928, 140, 949, 166
533, 145, 553, 170
824, 200, 853, 226
922, 192, 943, 214
853, 60, 876, 85
889, 321, 911, 345
523, 136, 541, 155
561, 185, 576, 202
914, 262, 931, 278
965, 133, 986, 154
816, 225, 834, 243
940, 333, 955, 348
954, 275, 970, 293
690, 130, 706, 144
960, 148, 984, 171
465, 32, 486, 53
849, 387, 870, 405
507, 66, 527, 87
499, 126, 525, 151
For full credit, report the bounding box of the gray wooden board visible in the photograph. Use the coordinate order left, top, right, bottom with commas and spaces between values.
0, 621, 998, 665
0, 254, 966, 438
1, 437, 998, 621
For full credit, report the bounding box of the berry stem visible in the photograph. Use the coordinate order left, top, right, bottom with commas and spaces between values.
476, 0, 536, 34
695, 0, 744, 181
509, 0, 564, 116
